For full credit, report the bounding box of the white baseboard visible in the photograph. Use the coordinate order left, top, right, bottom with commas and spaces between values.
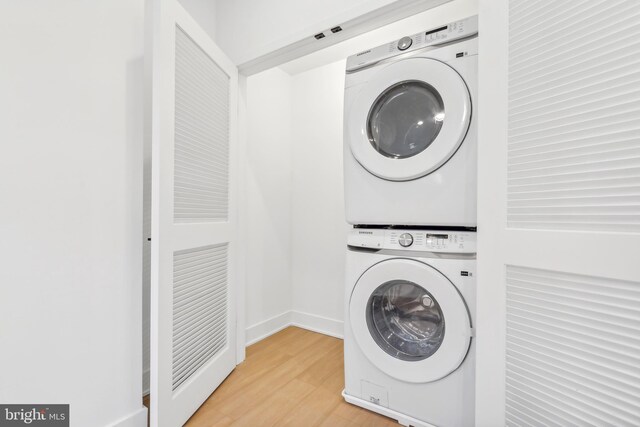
245, 311, 293, 346
245, 310, 343, 346
291, 310, 344, 339
108, 406, 148, 427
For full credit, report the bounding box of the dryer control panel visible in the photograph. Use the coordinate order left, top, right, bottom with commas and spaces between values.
346, 15, 478, 72
348, 228, 476, 254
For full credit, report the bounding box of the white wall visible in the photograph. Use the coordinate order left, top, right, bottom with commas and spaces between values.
243, 69, 295, 344
242, 62, 348, 342
290, 61, 351, 336
178, 0, 217, 40
242, 63, 348, 342
0, 2, 146, 427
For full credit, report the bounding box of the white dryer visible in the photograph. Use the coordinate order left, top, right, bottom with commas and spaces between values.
344, 228, 475, 427
344, 17, 478, 227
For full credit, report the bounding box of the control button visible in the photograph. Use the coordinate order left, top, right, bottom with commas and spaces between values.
398, 233, 414, 247
397, 36, 413, 51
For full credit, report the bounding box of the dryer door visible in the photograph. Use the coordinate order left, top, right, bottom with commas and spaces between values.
349, 258, 472, 383
348, 57, 471, 181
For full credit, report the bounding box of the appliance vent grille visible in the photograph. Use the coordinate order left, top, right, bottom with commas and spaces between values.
172, 243, 228, 391
505, 265, 640, 426
507, 0, 640, 232
174, 26, 230, 223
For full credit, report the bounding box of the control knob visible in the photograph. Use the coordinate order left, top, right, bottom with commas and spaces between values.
397, 36, 413, 51
398, 233, 414, 247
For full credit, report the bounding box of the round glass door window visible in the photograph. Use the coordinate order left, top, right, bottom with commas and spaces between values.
367, 80, 445, 159
366, 280, 445, 361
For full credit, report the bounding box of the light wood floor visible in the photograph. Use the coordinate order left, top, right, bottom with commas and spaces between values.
180, 326, 398, 427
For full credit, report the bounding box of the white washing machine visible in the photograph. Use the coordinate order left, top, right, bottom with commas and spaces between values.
344, 16, 478, 227
344, 227, 475, 427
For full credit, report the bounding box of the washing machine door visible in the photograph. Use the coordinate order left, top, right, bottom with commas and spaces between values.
349, 258, 472, 383
348, 57, 471, 181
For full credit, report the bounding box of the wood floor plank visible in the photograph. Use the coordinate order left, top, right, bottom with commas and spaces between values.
317, 353, 345, 394
332, 401, 399, 427
183, 327, 398, 427
277, 385, 343, 427
184, 409, 233, 427
210, 351, 291, 399
215, 338, 340, 420
297, 340, 344, 387
318, 412, 360, 427
229, 379, 315, 427
245, 326, 302, 357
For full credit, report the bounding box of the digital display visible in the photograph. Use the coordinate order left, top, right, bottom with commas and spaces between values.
425, 25, 447, 36
427, 234, 448, 239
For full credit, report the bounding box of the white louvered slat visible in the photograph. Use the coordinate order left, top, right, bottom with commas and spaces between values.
172, 244, 228, 391
174, 27, 230, 223
507, 0, 640, 232
505, 265, 640, 426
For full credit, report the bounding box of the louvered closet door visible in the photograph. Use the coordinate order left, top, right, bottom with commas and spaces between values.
477, 1, 640, 426
148, 1, 238, 426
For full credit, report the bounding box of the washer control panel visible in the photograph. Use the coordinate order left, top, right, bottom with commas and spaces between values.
348, 228, 476, 254
346, 15, 478, 72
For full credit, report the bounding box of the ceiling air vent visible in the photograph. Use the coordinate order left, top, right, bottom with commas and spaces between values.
331, 26, 342, 33
314, 32, 325, 40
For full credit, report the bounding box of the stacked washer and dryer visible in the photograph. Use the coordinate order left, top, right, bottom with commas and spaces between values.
342, 16, 478, 427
